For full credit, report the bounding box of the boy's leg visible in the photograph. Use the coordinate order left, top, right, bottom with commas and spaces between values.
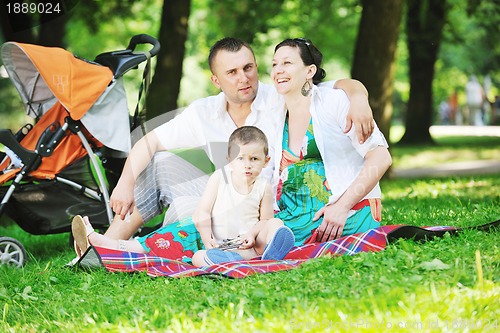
254, 218, 284, 255
255, 218, 295, 260
192, 250, 207, 267
194, 249, 245, 267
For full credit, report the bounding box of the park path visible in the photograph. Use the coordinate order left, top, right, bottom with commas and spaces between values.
393, 125, 500, 178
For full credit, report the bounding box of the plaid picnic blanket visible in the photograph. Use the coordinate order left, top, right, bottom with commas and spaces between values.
76, 221, 498, 279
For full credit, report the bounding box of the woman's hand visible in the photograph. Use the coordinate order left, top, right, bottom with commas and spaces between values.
312, 204, 349, 242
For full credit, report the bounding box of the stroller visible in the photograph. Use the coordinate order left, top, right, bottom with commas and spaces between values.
0, 35, 160, 267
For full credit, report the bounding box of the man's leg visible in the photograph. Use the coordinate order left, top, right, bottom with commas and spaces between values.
74, 215, 146, 255
103, 207, 144, 240
104, 151, 210, 239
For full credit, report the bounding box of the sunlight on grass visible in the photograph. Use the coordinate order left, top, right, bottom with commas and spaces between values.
393, 145, 499, 169
389, 125, 500, 169
132, 279, 499, 333
390, 124, 405, 143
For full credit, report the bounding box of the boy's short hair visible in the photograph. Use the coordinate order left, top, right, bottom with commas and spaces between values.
208, 37, 256, 72
228, 126, 268, 159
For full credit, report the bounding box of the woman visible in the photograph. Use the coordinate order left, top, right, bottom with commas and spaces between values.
270, 38, 392, 245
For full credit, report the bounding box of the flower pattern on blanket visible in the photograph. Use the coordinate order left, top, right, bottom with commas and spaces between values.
146, 232, 194, 261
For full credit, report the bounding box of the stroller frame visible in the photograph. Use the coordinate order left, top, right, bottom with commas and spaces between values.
0, 116, 113, 222
0, 35, 160, 265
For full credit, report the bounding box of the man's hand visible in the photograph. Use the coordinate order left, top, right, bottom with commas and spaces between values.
312, 204, 349, 242
344, 94, 375, 143
109, 182, 135, 220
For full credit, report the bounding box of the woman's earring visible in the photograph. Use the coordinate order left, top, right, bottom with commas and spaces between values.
301, 79, 312, 96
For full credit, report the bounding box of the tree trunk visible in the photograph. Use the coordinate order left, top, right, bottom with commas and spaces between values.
0, 4, 68, 46
398, 0, 447, 145
146, 0, 191, 121
38, 12, 69, 47
0, 2, 36, 43
351, 0, 403, 142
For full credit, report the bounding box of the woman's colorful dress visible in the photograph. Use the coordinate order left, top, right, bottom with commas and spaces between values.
275, 117, 381, 245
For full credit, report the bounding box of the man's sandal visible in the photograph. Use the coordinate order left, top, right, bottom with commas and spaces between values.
71, 215, 94, 257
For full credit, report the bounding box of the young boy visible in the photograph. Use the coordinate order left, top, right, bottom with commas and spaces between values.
72, 126, 295, 266
191, 126, 294, 266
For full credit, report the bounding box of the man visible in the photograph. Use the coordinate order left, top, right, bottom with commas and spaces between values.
104, 37, 374, 240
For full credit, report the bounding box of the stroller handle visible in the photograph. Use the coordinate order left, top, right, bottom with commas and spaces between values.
127, 34, 161, 57
94, 34, 161, 78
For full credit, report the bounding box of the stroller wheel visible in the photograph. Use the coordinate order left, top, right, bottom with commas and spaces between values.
0, 237, 27, 268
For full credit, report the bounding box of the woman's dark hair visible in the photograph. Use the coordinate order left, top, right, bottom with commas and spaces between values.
274, 38, 327, 85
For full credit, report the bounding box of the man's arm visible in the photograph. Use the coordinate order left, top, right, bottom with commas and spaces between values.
109, 131, 165, 220
110, 105, 203, 220
334, 79, 374, 143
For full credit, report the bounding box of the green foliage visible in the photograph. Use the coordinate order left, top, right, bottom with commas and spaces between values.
1, 0, 499, 128
435, 0, 500, 109
0, 75, 26, 130
185, 0, 362, 101
210, 0, 285, 44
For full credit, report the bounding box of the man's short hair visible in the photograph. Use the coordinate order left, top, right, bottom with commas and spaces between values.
228, 126, 269, 159
208, 37, 256, 72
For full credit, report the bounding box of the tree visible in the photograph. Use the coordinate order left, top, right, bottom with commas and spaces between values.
398, 0, 447, 145
351, 0, 404, 139
0, 0, 77, 46
211, 0, 285, 45
146, 0, 191, 120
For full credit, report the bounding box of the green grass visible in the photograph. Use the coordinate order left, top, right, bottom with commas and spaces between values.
1, 136, 499, 332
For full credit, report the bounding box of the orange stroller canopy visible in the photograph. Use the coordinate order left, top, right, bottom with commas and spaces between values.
2, 42, 113, 120
0, 42, 133, 182
1, 42, 131, 154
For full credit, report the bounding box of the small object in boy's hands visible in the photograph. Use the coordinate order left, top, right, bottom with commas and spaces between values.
218, 237, 243, 250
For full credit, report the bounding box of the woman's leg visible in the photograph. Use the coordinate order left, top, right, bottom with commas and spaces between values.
135, 216, 202, 262
103, 207, 144, 241
342, 206, 380, 237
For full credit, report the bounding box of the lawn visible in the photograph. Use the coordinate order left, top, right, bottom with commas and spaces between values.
0, 135, 499, 332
